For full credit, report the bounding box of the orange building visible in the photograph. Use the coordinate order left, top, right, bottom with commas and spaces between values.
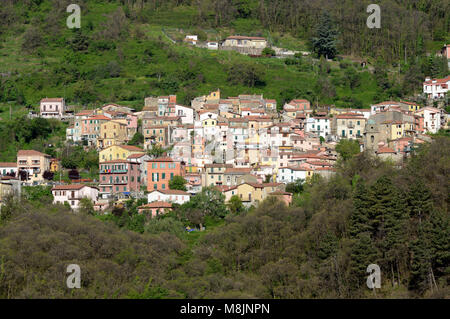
147, 157, 185, 191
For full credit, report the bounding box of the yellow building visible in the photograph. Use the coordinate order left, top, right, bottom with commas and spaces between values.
97, 120, 128, 149
401, 101, 420, 112
223, 182, 284, 206
17, 150, 51, 184
202, 164, 232, 187
143, 126, 169, 149
334, 114, 366, 139
206, 89, 220, 102
99, 145, 145, 163
382, 120, 404, 140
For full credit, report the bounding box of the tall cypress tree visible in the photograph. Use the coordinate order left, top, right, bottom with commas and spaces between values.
311, 11, 338, 59
409, 224, 433, 294
349, 181, 372, 238
406, 180, 434, 223
349, 232, 379, 290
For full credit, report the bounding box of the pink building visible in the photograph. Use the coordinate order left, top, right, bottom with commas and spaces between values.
99, 160, 142, 197
52, 184, 99, 210
137, 201, 172, 217
269, 191, 292, 206
81, 115, 110, 145
40, 98, 65, 119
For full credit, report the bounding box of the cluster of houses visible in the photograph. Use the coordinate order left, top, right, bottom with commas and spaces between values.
1, 82, 449, 216
183, 34, 304, 58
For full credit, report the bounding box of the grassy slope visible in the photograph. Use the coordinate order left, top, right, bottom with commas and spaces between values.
0, 1, 380, 112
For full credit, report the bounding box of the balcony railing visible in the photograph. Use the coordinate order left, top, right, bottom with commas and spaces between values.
100, 169, 127, 174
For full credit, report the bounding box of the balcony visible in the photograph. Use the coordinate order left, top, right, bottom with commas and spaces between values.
347, 123, 354, 128
101, 169, 128, 174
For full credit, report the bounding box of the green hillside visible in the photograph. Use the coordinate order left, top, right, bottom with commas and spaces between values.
0, 0, 448, 112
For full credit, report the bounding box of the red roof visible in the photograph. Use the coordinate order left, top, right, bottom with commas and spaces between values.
119, 145, 145, 152
147, 157, 176, 162
52, 184, 86, 190
87, 115, 110, 121
41, 98, 63, 103
139, 201, 173, 209
0, 162, 17, 167
150, 189, 190, 195
127, 153, 146, 159
423, 75, 450, 85
227, 35, 266, 40
17, 150, 50, 157
377, 146, 396, 154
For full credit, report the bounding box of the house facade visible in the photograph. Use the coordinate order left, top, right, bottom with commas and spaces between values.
423, 76, 449, 99
99, 160, 142, 197
221, 36, 268, 55
148, 189, 190, 205
40, 98, 65, 119
0, 162, 18, 177
147, 157, 185, 191
17, 150, 51, 184
99, 145, 145, 163
52, 184, 99, 210
137, 201, 172, 217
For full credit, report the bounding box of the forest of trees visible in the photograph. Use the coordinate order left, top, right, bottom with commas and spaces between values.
0, 0, 448, 110
84, 0, 450, 63
0, 137, 448, 298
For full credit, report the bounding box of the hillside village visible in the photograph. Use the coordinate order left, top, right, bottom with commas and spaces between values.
1, 73, 449, 214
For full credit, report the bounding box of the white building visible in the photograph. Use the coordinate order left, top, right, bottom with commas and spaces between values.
416, 107, 442, 133
40, 98, 65, 119
148, 189, 190, 205
52, 184, 99, 210
0, 162, 18, 177
185, 35, 198, 45
423, 76, 449, 99
276, 166, 309, 184
305, 117, 330, 139
175, 105, 194, 124
207, 42, 219, 50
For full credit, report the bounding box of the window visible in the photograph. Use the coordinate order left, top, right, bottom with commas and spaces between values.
170, 173, 174, 179
162, 173, 166, 179
162, 183, 165, 189
154, 184, 157, 190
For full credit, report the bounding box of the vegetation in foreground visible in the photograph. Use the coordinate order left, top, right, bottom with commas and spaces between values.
0, 137, 449, 298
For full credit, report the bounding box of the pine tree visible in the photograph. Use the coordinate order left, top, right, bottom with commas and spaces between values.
383, 190, 409, 287
429, 211, 450, 282
349, 232, 379, 290
406, 180, 434, 224
367, 176, 397, 240
311, 11, 338, 59
349, 181, 372, 238
408, 224, 433, 294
